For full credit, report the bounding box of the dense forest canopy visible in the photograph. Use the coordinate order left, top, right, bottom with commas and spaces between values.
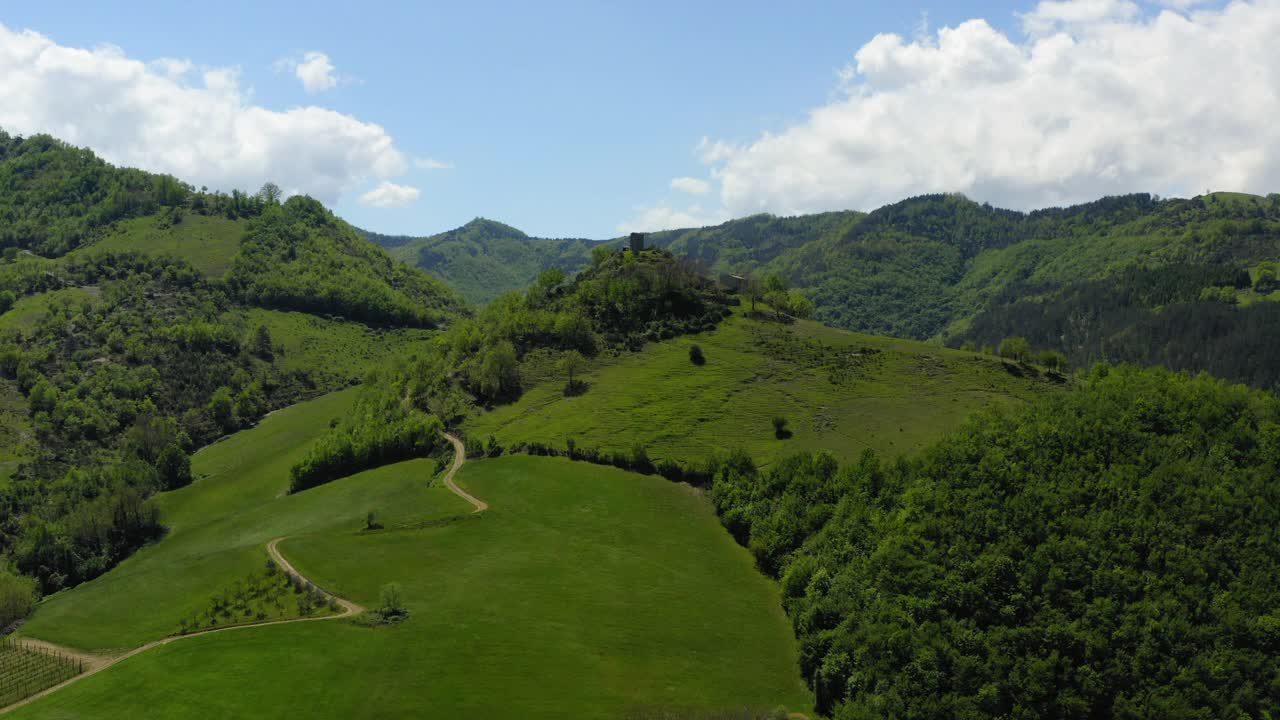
712, 364, 1280, 719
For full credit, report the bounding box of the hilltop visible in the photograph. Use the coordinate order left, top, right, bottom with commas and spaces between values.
375, 191, 1280, 389
361, 218, 599, 305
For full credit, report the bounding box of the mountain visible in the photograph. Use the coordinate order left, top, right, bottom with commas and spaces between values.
374, 191, 1280, 389
0, 132, 466, 596
360, 218, 600, 305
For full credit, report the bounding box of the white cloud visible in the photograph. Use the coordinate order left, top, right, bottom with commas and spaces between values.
670, 176, 711, 195
293, 51, 337, 94
414, 157, 453, 170
1019, 0, 1140, 35
0, 25, 407, 205
617, 203, 726, 233
275, 51, 339, 94
664, 1, 1280, 222
359, 181, 420, 208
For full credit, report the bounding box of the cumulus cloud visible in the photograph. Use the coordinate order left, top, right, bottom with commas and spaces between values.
276, 51, 338, 94
0, 25, 407, 204
359, 181, 420, 208
663, 1, 1280, 223
414, 157, 453, 170
670, 176, 711, 195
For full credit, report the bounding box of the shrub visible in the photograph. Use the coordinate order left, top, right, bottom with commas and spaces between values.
0, 570, 37, 628
772, 416, 791, 439
689, 344, 706, 365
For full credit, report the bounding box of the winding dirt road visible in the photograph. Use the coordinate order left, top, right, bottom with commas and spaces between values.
0, 431, 480, 715
441, 432, 487, 513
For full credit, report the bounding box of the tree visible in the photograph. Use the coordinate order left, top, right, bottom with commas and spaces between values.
765, 273, 789, 294
788, 291, 813, 319
0, 571, 37, 628
156, 443, 193, 490
473, 341, 520, 400
208, 386, 238, 433
250, 324, 274, 361
998, 336, 1031, 363
256, 182, 283, 205
558, 350, 585, 391
741, 275, 765, 313
764, 290, 790, 320
591, 245, 613, 267
689, 344, 706, 365
378, 582, 407, 618
1039, 349, 1068, 372
1256, 261, 1279, 293
0, 289, 14, 313
234, 383, 266, 423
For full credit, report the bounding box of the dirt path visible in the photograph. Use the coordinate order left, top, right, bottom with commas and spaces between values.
1, 431, 478, 716
442, 432, 487, 512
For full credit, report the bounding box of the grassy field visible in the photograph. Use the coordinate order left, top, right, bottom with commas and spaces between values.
0, 287, 99, 335
228, 308, 436, 388
75, 214, 247, 278
467, 308, 1058, 468
14, 395, 812, 717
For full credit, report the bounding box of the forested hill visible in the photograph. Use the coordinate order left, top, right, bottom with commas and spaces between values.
361, 218, 599, 305
375, 191, 1280, 390
0, 131, 465, 608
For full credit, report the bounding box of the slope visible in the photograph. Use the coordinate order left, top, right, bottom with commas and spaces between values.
375, 191, 1280, 389
0, 130, 466, 605
365, 218, 599, 305
465, 306, 1058, 468
11, 392, 812, 718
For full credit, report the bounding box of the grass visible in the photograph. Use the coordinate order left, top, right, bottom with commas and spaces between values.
16, 388, 368, 650
14, 397, 811, 718
73, 214, 247, 278
230, 308, 436, 387
0, 287, 99, 335
467, 309, 1058, 467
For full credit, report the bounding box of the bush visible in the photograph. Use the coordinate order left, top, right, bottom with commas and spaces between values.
0, 570, 37, 628
772, 416, 791, 439
689, 344, 706, 365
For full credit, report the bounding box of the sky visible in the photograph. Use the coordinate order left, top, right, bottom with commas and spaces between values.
0, 0, 1267, 238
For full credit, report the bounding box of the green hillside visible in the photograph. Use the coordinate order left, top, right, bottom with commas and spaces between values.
376, 191, 1280, 389
12, 392, 811, 719
363, 218, 598, 305
466, 307, 1056, 468
0, 132, 466, 604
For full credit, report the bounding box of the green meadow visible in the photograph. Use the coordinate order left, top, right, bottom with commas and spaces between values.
74, 214, 247, 278
467, 308, 1056, 467
13, 390, 812, 718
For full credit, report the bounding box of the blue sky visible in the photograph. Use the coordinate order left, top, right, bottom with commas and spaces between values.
1, 1, 1260, 238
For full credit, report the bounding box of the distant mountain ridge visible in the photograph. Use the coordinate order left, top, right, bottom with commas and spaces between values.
367, 191, 1280, 390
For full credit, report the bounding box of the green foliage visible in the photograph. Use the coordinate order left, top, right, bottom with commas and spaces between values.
712, 365, 1280, 718
227, 197, 464, 328
155, 444, 192, 490
369, 218, 601, 306
997, 335, 1031, 362
289, 380, 446, 493
0, 570, 37, 629
177, 562, 332, 634
688, 344, 705, 365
